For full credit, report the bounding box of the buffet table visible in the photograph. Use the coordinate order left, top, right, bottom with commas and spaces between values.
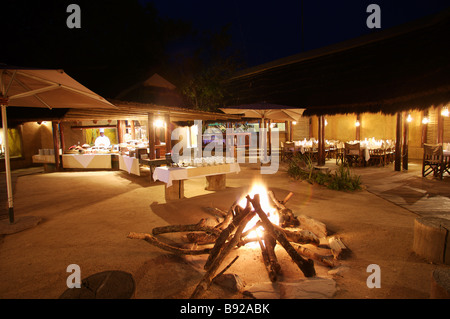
118, 155, 140, 176
62, 154, 112, 169
153, 163, 241, 200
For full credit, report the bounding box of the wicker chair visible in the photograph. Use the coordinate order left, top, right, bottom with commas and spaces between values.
422, 144, 444, 179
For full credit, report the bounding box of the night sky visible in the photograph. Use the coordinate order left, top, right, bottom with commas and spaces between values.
149, 0, 450, 67
1, 0, 449, 97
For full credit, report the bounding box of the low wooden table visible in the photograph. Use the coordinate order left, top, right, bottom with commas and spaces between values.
153, 163, 241, 200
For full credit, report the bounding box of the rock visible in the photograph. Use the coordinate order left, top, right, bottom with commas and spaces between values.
328, 265, 350, 277
244, 282, 281, 299
280, 278, 336, 299
213, 273, 245, 292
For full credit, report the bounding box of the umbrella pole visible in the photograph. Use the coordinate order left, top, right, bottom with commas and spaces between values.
1, 104, 14, 224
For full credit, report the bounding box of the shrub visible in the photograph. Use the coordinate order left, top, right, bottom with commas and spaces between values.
287, 153, 361, 191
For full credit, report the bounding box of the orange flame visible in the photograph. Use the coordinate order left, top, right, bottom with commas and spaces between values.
238, 182, 279, 245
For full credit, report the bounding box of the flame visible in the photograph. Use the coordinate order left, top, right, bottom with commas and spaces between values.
238, 182, 279, 246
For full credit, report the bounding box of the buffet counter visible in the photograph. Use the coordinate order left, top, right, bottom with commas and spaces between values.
62, 154, 112, 169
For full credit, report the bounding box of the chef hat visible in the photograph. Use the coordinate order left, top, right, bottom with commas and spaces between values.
99, 128, 105, 133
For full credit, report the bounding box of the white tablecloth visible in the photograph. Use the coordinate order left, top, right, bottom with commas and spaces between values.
62, 154, 112, 169
118, 155, 140, 176
153, 163, 241, 187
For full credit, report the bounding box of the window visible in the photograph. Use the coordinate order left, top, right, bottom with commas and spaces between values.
0, 127, 23, 159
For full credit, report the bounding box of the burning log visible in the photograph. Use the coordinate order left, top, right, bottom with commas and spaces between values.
293, 244, 338, 268
264, 233, 282, 275
152, 218, 221, 237
328, 236, 347, 260
246, 194, 316, 278
258, 236, 277, 282
127, 232, 212, 255
128, 185, 346, 298
268, 190, 299, 228
296, 214, 328, 239
190, 210, 256, 299
203, 201, 251, 271
273, 225, 320, 245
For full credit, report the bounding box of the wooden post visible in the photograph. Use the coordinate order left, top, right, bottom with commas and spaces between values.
421, 111, 428, 147
60, 121, 66, 154
148, 113, 155, 160
165, 113, 171, 155
268, 119, 272, 156
395, 112, 402, 171
355, 114, 361, 141
117, 120, 125, 144
52, 121, 61, 170
437, 106, 444, 144
317, 115, 325, 166
130, 120, 135, 140
402, 112, 409, 170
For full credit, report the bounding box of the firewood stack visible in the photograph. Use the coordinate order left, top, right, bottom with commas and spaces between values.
127, 190, 347, 299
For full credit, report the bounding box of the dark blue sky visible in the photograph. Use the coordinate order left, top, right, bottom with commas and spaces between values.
149, 0, 450, 67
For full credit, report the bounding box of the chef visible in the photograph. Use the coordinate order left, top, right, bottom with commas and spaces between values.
95, 128, 111, 147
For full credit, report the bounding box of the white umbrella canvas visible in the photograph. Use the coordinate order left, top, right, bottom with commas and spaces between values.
220, 102, 306, 162
1, 66, 116, 225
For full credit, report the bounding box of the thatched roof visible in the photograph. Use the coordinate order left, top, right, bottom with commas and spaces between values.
62, 99, 241, 123
223, 7, 450, 116
115, 73, 185, 107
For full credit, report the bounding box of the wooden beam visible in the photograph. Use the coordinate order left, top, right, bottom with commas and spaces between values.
395, 112, 402, 171
402, 112, 409, 170
355, 114, 361, 141
148, 113, 155, 160
317, 115, 325, 165
437, 106, 444, 144
165, 113, 171, 155
52, 121, 61, 170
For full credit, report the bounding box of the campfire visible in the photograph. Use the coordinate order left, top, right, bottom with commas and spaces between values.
128, 181, 347, 298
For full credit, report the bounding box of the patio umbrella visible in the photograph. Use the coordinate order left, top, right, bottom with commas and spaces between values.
0, 66, 116, 224
219, 102, 305, 122
220, 102, 306, 161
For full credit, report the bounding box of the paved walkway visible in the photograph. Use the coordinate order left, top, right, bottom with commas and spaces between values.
1, 160, 449, 221
348, 160, 450, 220
0, 167, 44, 220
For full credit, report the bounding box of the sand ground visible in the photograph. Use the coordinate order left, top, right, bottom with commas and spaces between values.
0, 161, 448, 299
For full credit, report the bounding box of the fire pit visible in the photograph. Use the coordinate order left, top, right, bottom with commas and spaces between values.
128, 181, 347, 298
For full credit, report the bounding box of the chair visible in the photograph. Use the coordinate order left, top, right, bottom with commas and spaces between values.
344, 143, 363, 167
422, 144, 444, 179
281, 141, 295, 161
368, 148, 385, 166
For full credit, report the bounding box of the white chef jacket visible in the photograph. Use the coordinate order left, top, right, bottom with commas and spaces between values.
95, 135, 111, 147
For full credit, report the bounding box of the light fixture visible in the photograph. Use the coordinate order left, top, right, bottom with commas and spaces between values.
442, 107, 449, 117
292, 121, 297, 125
325, 119, 328, 126
355, 120, 360, 127
154, 119, 164, 128
406, 114, 412, 123
422, 117, 429, 124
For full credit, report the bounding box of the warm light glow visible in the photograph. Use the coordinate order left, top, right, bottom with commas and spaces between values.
292, 121, 297, 125
324, 119, 328, 126
355, 120, 360, 127
406, 114, 412, 123
154, 119, 164, 128
442, 107, 449, 117
422, 117, 429, 125
238, 182, 280, 247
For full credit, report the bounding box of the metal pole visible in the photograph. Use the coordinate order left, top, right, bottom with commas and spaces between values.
1, 104, 14, 223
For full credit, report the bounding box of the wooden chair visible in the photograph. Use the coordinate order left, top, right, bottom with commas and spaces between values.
281, 141, 295, 161
422, 144, 444, 179
335, 147, 344, 165
344, 143, 363, 167
368, 148, 385, 166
